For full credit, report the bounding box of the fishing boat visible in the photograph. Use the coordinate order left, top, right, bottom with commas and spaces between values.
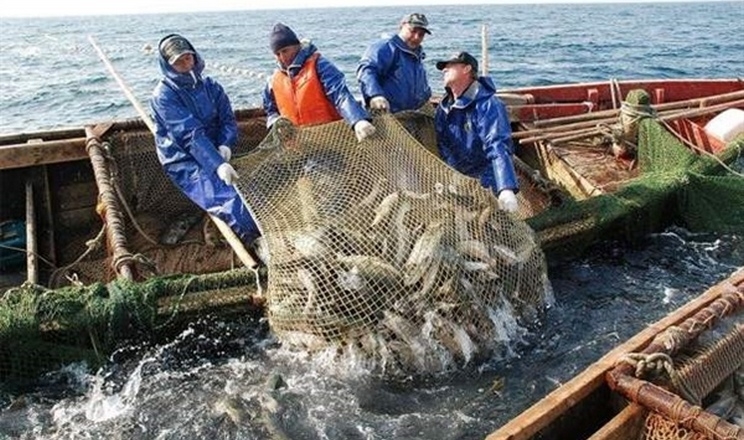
1, 78, 743, 395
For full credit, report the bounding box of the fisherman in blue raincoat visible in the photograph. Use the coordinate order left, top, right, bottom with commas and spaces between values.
434, 52, 520, 213
150, 34, 261, 245
262, 23, 376, 142
356, 13, 432, 113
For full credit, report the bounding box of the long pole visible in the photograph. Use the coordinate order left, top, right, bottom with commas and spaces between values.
88, 36, 155, 134
481, 24, 489, 77
87, 36, 258, 270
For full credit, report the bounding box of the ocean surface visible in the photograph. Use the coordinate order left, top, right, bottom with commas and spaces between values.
0, 2, 742, 135
1, 2, 743, 440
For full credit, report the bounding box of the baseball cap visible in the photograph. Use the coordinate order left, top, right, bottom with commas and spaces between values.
402, 13, 431, 34
435, 51, 478, 71
159, 34, 195, 65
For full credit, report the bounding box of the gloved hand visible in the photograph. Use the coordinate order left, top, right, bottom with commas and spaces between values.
354, 120, 376, 142
272, 116, 294, 131
369, 96, 390, 112
498, 189, 519, 213
218, 145, 232, 162
216, 163, 239, 186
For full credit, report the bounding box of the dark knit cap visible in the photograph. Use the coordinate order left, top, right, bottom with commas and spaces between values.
269, 23, 300, 53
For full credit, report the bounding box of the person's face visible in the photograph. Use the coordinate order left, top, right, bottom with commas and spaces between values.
171, 53, 194, 73
274, 44, 301, 68
400, 24, 427, 49
442, 62, 470, 87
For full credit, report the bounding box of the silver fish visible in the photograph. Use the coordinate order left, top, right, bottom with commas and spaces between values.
297, 268, 318, 315
289, 228, 328, 259
360, 177, 388, 206
371, 191, 399, 227
393, 198, 413, 265
403, 218, 446, 286
295, 175, 318, 224
336, 254, 402, 281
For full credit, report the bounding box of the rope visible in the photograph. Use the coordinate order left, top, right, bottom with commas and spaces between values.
0, 244, 56, 268
48, 224, 106, 287
616, 351, 701, 404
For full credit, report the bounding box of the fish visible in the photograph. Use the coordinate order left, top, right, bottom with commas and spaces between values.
453, 205, 475, 242
160, 211, 202, 245
393, 198, 413, 265
295, 175, 318, 224
403, 218, 446, 286
401, 189, 431, 201
457, 240, 493, 263
477, 205, 494, 230
371, 191, 399, 227
336, 254, 402, 281
297, 268, 318, 315
411, 251, 443, 302
289, 227, 328, 259
360, 177, 387, 207
382, 311, 428, 370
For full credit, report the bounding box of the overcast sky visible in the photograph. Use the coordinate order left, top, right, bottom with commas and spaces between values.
0, 0, 709, 18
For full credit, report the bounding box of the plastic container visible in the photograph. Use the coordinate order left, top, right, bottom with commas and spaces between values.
0, 220, 26, 270
704, 108, 744, 144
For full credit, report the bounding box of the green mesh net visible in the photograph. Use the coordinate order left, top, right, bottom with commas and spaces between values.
529, 117, 744, 259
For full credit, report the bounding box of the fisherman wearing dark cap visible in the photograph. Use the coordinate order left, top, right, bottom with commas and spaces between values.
356, 13, 432, 113
434, 52, 519, 213
262, 23, 376, 143
150, 34, 261, 247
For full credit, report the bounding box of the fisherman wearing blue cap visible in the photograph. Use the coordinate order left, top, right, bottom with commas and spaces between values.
356, 13, 432, 113
150, 34, 261, 248
434, 52, 519, 213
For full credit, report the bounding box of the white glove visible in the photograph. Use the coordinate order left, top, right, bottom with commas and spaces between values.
498, 189, 519, 213
354, 120, 376, 142
216, 163, 239, 186
218, 145, 232, 162
369, 96, 390, 112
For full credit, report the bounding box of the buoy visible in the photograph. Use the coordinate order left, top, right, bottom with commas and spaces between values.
704, 108, 744, 143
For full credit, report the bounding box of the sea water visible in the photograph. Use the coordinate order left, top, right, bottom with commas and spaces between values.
0, 2, 743, 439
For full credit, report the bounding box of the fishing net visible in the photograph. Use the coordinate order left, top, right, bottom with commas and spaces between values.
0, 270, 263, 386
232, 113, 551, 372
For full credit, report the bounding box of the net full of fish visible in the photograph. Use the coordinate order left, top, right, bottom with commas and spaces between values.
233, 114, 553, 374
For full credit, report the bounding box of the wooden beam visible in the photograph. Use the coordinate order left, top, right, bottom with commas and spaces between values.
0, 138, 88, 170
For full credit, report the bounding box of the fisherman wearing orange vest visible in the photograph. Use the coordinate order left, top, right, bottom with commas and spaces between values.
262, 23, 376, 142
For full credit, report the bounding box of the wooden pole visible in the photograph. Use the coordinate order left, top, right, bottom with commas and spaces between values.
25, 180, 38, 284
519, 98, 744, 145
88, 35, 258, 270
480, 24, 489, 76
532, 88, 744, 128
88, 36, 155, 134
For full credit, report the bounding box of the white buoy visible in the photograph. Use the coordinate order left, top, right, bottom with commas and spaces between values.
704, 108, 744, 143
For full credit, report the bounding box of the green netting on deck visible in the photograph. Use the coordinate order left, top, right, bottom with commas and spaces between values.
529, 118, 744, 259
0, 269, 262, 386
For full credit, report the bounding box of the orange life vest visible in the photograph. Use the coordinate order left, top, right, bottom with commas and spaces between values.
271, 53, 342, 126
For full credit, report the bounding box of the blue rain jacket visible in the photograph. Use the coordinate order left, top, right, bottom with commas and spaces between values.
262, 43, 369, 128
151, 46, 259, 243
435, 76, 519, 195
356, 34, 432, 113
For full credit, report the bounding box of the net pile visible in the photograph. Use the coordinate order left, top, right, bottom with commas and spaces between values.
233, 114, 552, 373
528, 114, 744, 259
0, 269, 262, 385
